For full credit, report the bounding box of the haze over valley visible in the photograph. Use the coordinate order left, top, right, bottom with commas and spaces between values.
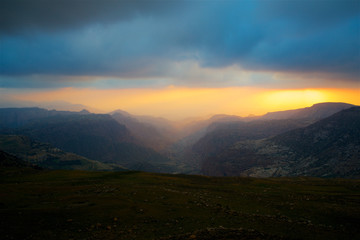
1, 102, 358, 178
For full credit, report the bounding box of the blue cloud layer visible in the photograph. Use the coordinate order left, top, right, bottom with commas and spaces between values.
0, 0, 359, 87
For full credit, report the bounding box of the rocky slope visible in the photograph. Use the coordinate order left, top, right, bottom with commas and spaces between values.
193, 119, 310, 160
202, 107, 360, 178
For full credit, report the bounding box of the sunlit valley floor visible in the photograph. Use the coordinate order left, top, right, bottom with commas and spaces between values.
0, 102, 359, 239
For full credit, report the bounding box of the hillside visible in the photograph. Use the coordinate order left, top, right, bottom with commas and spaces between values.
193, 119, 310, 160
163, 102, 358, 174
10, 113, 175, 173
193, 102, 355, 160
0, 135, 122, 171
0, 108, 177, 173
0, 169, 359, 240
202, 107, 360, 178
0, 149, 39, 168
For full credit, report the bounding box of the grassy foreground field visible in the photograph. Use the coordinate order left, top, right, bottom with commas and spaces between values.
1, 168, 359, 240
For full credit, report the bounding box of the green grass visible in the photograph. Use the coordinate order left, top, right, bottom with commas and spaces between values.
1, 168, 359, 240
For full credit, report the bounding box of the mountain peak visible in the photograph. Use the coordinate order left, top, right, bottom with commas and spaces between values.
310, 102, 355, 108
79, 109, 90, 114
110, 109, 132, 117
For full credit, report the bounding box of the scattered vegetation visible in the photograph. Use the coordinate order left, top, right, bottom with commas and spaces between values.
1, 168, 359, 240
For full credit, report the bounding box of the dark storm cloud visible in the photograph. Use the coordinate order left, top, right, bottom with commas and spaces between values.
180, 1, 360, 77
0, 0, 180, 34
0, 0, 359, 87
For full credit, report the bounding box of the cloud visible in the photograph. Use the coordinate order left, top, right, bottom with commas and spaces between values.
0, 0, 182, 34
258, 0, 359, 27
0, 0, 359, 87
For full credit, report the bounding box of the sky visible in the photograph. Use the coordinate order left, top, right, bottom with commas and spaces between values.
0, 0, 359, 119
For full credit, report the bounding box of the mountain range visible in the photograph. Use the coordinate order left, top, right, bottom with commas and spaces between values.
202, 106, 360, 178
0, 108, 175, 172
171, 102, 356, 174
0, 102, 358, 178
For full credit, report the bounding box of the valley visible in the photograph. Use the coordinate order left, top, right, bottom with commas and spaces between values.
0, 102, 358, 177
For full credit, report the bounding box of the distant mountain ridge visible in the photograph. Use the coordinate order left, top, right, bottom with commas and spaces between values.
202, 107, 360, 178
260, 102, 355, 120
0, 107, 90, 129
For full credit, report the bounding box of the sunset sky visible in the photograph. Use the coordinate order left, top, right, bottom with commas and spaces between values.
0, 0, 359, 120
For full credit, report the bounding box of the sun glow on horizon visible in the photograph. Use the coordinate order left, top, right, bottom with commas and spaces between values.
6, 86, 360, 120
259, 89, 328, 110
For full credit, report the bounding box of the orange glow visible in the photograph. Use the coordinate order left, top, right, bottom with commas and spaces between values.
259, 89, 329, 110
11, 87, 360, 120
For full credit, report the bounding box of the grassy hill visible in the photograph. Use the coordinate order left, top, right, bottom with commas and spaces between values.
0, 168, 359, 240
